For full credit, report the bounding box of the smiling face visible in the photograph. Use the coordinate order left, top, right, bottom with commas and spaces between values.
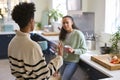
62, 17, 73, 32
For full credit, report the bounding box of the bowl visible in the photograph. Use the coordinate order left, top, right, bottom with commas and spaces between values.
100, 47, 111, 54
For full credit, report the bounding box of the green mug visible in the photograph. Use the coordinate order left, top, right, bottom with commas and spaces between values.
38, 41, 48, 50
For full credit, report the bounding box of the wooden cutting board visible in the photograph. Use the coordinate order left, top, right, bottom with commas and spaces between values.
42, 32, 59, 36
91, 54, 120, 70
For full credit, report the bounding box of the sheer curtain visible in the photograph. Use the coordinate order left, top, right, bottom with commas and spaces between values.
52, 0, 67, 15
105, 0, 120, 33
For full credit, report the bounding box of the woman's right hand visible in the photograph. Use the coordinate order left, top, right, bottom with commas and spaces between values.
57, 41, 63, 56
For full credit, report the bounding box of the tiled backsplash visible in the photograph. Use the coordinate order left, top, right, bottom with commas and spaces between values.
69, 12, 95, 37
95, 32, 112, 50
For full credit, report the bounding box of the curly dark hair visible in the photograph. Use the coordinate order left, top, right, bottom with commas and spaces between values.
59, 15, 79, 41
11, 2, 36, 29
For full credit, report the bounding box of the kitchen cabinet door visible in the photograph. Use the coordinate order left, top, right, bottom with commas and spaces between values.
0, 34, 15, 59
79, 60, 110, 80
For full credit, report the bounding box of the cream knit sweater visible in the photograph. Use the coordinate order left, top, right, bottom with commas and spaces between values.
8, 30, 63, 80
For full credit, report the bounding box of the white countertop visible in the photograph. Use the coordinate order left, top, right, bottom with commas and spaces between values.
32, 31, 59, 43
0, 31, 59, 45
80, 50, 120, 80
0, 30, 59, 40
0, 31, 15, 35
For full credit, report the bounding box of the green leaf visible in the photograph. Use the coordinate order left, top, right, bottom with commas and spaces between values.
48, 8, 63, 22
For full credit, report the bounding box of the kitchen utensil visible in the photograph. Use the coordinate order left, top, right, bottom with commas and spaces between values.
86, 34, 96, 50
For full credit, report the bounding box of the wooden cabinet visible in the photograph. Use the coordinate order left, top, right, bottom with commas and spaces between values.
79, 60, 110, 80
0, 34, 15, 59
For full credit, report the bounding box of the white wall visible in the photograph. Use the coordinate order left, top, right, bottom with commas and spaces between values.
34, 0, 105, 34
87, 0, 105, 34
34, 0, 106, 33
82, 0, 88, 12
33, 0, 48, 22
34, 0, 111, 47
86, 0, 111, 47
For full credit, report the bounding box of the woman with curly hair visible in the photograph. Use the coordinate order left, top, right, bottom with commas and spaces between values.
8, 2, 63, 80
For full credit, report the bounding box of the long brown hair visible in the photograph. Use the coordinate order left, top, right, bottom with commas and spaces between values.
59, 15, 78, 41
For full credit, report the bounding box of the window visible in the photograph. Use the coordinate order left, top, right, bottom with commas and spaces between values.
105, 0, 120, 33
0, 0, 32, 20
0, 0, 7, 19
52, 0, 67, 15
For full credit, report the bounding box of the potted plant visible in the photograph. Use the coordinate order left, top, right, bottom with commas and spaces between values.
110, 26, 120, 54
48, 8, 63, 25
35, 22, 42, 30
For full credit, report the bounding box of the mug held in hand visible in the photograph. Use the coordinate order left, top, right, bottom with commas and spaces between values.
38, 41, 48, 50
64, 45, 71, 52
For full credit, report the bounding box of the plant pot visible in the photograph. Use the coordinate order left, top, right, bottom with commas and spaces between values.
100, 47, 111, 54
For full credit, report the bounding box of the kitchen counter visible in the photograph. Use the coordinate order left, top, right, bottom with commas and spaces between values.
80, 50, 120, 80
32, 31, 59, 45
0, 30, 59, 44
0, 31, 15, 35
